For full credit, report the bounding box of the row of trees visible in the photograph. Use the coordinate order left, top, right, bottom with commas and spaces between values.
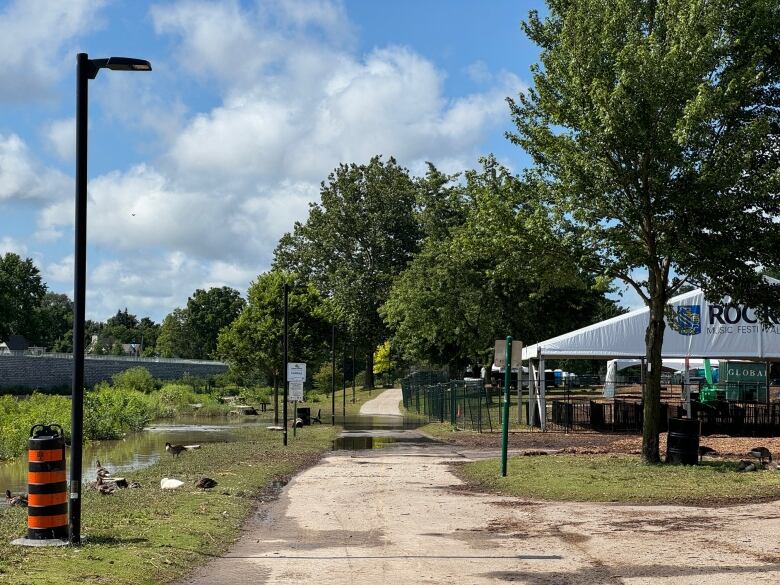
224, 0, 780, 465
0, 252, 243, 361
217, 155, 621, 396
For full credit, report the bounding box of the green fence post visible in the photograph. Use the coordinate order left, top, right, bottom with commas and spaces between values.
501, 336, 512, 477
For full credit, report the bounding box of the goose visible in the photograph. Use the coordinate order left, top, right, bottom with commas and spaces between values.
698, 446, 717, 462
5, 489, 27, 507
195, 477, 218, 489
95, 459, 111, 478
737, 459, 757, 472
165, 442, 186, 458
96, 477, 114, 495
161, 478, 184, 490
749, 447, 772, 466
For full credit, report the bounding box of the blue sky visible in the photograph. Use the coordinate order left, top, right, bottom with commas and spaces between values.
0, 0, 558, 322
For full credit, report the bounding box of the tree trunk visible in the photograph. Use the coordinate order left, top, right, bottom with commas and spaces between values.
642, 292, 666, 463
273, 372, 279, 425
365, 351, 375, 389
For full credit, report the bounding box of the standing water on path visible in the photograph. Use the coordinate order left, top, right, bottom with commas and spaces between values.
0, 415, 274, 497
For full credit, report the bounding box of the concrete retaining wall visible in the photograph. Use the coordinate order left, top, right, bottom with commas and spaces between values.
0, 354, 228, 389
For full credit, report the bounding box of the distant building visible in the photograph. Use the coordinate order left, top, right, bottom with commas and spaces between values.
3, 335, 29, 356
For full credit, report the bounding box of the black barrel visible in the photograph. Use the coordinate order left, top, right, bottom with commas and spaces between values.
666, 418, 700, 465
296, 407, 311, 426
27, 424, 68, 540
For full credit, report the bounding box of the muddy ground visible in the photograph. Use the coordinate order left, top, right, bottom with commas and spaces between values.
181, 442, 780, 585
432, 428, 780, 459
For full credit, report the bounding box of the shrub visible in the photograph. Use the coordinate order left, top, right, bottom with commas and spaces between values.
354, 370, 366, 387
112, 366, 156, 393
238, 386, 271, 405
312, 363, 342, 394
0, 394, 71, 460
84, 386, 157, 440
158, 383, 198, 407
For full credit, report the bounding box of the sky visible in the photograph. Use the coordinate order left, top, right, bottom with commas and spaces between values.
0, 0, 554, 322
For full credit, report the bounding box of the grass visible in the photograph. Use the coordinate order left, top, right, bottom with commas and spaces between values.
0, 425, 337, 584
298, 385, 385, 419
456, 454, 780, 506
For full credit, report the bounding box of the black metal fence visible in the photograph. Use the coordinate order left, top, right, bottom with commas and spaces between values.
404, 372, 780, 436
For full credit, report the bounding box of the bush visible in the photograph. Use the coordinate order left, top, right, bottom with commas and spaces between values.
83, 385, 157, 440
312, 363, 342, 394
0, 394, 71, 460
354, 370, 366, 387
238, 386, 271, 405
112, 366, 156, 393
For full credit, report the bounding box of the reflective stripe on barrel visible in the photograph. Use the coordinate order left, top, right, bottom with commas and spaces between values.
28, 449, 64, 463
27, 492, 68, 507
27, 514, 69, 529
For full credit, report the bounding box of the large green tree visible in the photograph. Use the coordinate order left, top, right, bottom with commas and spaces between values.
36, 292, 74, 352
383, 157, 620, 372
156, 308, 193, 358
0, 253, 47, 343
510, 0, 780, 462
155, 287, 245, 359
186, 287, 246, 359
275, 156, 423, 387
217, 271, 329, 416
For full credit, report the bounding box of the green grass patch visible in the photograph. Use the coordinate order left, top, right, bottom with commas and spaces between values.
0, 425, 337, 584
299, 386, 382, 418
457, 454, 780, 505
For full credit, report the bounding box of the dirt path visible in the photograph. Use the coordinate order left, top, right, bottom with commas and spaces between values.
359, 387, 403, 416
181, 440, 780, 585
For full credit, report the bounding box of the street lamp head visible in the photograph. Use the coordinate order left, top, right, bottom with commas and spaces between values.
104, 57, 152, 72
81, 54, 152, 79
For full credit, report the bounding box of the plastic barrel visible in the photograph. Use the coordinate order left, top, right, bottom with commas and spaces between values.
666, 418, 700, 465
27, 424, 68, 540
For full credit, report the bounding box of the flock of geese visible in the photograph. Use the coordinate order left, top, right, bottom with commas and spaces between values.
697, 445, 774, 471
7, 442, 775, 506
5, 441, 218, 505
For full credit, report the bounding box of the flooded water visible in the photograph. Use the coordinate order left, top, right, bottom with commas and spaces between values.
1, 414, 275, 497
1, 412, 428, 499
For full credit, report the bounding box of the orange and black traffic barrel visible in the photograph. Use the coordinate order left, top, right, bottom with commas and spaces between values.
27, 424, 68, 540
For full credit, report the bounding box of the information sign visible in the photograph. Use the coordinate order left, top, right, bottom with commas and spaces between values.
287, 362, 306, 382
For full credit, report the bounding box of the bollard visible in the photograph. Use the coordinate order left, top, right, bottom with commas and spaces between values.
26, 424, 68, 541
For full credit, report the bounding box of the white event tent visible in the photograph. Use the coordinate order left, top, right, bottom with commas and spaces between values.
520, 281, 780, 428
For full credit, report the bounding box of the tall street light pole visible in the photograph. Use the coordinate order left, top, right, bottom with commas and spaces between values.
283, 282, 289, 446
70, 53, 151, 546
331, 324, 336, 426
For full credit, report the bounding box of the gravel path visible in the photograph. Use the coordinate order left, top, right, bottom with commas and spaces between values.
181, 440, 780, 585
359, 387, 403, 416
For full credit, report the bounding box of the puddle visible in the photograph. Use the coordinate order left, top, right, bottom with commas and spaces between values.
332, 433, 435, 451
332, 436, 398, 450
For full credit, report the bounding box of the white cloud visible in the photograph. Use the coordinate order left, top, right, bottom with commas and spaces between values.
44, 254, 74, 285
465, 60, 493, 84
0, 236, 27, 256
81, 252, 253, 321
0, 134, 69, 201
0, 0, 106, 102
43, 118, 76, 161
32, 0, 527, 319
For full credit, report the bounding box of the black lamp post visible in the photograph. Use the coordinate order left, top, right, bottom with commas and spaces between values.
331, 324, 336, 426
283, 282, 289, 446
70, 53, 151, 546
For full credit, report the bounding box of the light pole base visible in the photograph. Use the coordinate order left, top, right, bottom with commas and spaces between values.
11, 537, 70, 547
